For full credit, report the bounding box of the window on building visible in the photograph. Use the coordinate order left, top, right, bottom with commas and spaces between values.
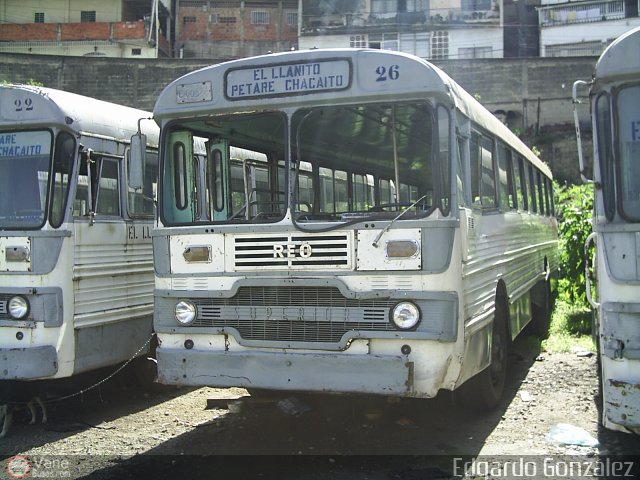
80, 11, 96, 23
183, 16, 197, 24
461, 0, 492, 11
369, 33, 398, 51
251, 11, 270, 25
350, 35, 367, 48
459, 46, 492, 59
431, 31, 449, 59
400, 32, 429, 57
286, 11, 298, 26
219, 17, 237, 24
131, 48, 142, 56
34, 12, 45, 23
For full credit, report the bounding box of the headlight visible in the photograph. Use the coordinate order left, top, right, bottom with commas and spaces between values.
175, 300, 197, 325
391, 302, 421, 330
8, 296, 29, 320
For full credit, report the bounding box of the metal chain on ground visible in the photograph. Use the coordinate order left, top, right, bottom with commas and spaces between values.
3, 332, 157, 406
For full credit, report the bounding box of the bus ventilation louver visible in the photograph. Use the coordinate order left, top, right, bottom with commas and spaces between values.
233, 233, 351, 270
193, 286, 396, 344
0, 295, 7, 317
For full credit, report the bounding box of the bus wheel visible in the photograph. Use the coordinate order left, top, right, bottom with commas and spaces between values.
458, 300, 509, 412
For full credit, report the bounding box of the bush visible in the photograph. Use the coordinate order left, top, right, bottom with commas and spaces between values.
555, 182, 594, 307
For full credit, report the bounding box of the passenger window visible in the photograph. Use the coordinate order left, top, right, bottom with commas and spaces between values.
596, 92, 615, 220
95, 159, 120, 216
512, 155, 524, 211
127, 150, 157, 217
536, 170, 545, 216
472, 133, 496, 209
527, 164, 537, 213
497, 143, 515, 211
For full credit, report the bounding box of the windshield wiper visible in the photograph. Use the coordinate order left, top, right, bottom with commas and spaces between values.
371, 195, 427, 248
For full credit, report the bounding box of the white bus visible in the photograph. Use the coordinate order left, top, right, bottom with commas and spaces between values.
143, 49, 558, 409
0, 84, 158, 382
573, 26, 640, 434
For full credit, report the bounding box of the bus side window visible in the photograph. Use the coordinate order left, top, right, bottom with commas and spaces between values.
95, 158, 121, 217
547, 178, 555, 216
437, 105, 451, 215
517, 156, 528, 211
456, 137, 467, 207
497, 142, 516, 211
470, 134, 481, 206
527, 164, 537, 213
470, 132, 496, 210
127, 149, 157, 217
595, 92, 615, 220
51, 132, 75, 227
543, 176, 551, 216
536, 170, 545, 216
512, 153, 523, 211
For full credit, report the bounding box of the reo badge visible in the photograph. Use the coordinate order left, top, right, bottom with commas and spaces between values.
273, 243, 313, 258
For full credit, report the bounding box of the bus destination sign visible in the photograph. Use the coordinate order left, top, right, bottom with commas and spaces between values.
225, 59, 351, 100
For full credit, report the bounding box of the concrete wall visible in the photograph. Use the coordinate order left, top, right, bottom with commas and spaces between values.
0, 52, 597, 183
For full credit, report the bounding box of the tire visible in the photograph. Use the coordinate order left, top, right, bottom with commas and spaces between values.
457, 300, 509, 412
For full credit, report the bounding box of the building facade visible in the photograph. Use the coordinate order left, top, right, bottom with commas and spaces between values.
0, 0, 171, 58
175, 0, 298, 59
537, 0, 640, 56
298, 0, 508, 59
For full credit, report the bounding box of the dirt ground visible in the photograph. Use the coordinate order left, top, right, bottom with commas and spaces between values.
1, 336, 639, 479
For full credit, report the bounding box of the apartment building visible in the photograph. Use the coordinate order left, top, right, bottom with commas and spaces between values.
298, 0, 511, 59
537, 0, 640, 56
0, 0, 171, 57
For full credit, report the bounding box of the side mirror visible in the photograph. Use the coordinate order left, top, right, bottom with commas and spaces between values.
129, 133, 146, 190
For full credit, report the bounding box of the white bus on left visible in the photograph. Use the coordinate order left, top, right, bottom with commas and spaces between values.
0, 84, 158, 383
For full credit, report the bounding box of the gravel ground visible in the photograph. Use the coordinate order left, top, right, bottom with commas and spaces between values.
2, 337, 639, 479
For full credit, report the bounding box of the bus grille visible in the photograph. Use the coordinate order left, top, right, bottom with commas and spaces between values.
233, 234, 351, 270
0, 294, 7, 318
192, 286, 395, 343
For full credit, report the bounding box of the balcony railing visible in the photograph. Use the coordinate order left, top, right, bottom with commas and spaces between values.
301, 7, 501, 34
538, 0, 629, 27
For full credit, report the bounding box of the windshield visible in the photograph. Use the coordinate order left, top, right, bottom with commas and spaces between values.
160, 101, 450, 226
617, 84, 640, 221
292, 102, 448, 225
0, 130, 52, 229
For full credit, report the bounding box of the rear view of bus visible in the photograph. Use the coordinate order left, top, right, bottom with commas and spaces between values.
573, 27, 640, 434
150, 50, 557, 408
0, 85, 158, 382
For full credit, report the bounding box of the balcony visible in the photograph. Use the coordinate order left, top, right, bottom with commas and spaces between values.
301, 7, 501, 35
538, 0, 632, 27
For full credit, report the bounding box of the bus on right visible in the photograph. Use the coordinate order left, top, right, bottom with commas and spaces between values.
573, 26, 640, 434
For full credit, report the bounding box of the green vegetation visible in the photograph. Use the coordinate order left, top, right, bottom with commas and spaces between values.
543, 182, 596, 353
543, 300, 594, 352
0, 78, 44, 86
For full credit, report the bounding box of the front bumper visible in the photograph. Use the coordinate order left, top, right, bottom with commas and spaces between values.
0, 345, 58, 379
157, 347, 412, 395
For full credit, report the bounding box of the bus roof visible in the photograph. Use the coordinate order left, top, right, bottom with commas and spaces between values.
0, 84, 158, 146
154, 48, 551, 178
595, 26, 640, 85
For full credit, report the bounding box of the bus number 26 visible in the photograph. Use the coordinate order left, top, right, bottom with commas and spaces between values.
376, 65, 400, 82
